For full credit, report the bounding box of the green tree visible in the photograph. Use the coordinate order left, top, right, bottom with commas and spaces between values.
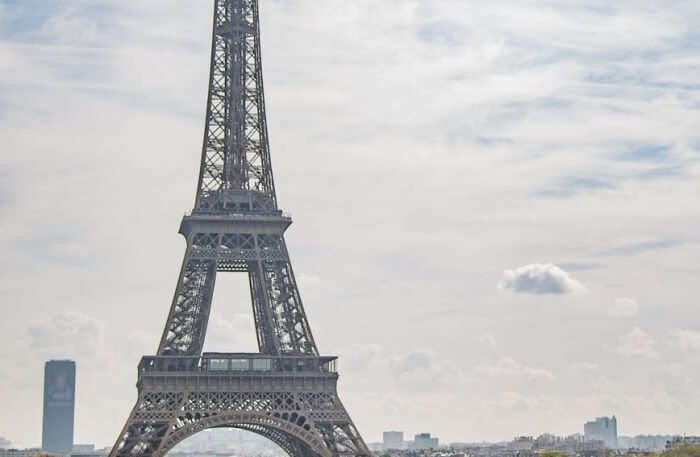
665, 446, 700, 457
540, 451, 567, 457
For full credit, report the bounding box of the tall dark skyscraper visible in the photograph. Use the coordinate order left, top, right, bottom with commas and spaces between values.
42, 360, 76, 455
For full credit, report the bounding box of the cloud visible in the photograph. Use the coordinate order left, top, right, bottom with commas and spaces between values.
38, 8, 99, 44
28, 312, 104, 360
670, 329, 700, 353
209, 312, 254, 332
477, 357, 554, 381
597, 239, 683, 257
558, 263, 605, 272
537, 176, 617, 199
390, 352, 462, 392
616, 326, 658, 359
394, 351, 432, 375
609, 298, 640, 318
344, 343, 383, 371
494, 391, 541, 412
537, 143, 692, 199
499, 263, 586, 295
570, 362, 599, 373
616, 145, 670, 162
205, 312, 256, 352
297, 273, 322, 289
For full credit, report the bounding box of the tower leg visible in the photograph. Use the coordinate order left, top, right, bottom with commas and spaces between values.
109, 402, 173, 457
109, 371, 371, 457
158, 253, 217, 356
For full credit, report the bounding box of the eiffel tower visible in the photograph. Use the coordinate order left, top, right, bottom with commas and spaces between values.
109, 2, 371, 457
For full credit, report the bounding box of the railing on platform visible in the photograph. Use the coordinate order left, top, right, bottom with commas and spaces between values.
138, 353, 337, 375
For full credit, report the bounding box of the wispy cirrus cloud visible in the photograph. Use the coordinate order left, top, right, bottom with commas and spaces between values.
609, 298, 640, 318
616, 327, 658, 359
477, 357, 555, 381
670, 329, 700, 353
597, 238, 684, 257
28, 312, 105, 360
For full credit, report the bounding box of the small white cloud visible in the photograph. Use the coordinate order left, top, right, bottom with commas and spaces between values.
670, 329, 700, 353
477, 357, 554, 380
499, 263, 586, 295
616, 326, 658, 359
609, 298, 640, 317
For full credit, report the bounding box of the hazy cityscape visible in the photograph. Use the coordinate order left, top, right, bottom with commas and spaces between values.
0, 361, 697, 457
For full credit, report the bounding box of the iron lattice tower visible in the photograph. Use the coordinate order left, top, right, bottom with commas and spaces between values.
109, 2, 370, 457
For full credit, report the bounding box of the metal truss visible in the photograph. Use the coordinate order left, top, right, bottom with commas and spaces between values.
196, 0, 276, 212
157, 230, 318, 356
111, 1, 370, 456
158, 258, 217, 356
111, 383, 369, 457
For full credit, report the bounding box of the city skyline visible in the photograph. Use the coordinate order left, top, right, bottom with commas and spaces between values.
0, 417, 687, 453
1, 0, 700, 450
0, 358, 693, 451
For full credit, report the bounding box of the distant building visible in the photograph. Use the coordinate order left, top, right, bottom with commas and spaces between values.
508, 437, 534, 451
0, 439, 10, 450
584, 416, 618, 449
366, 443, 384, 452
412, 433, 439, 450
535, 433, 559, 448
71, 448, 109, 457
666, 436, 700, 451
0, 449, 42, 457
42, 360, 76, 455
618, 435, 673, 452
583, 440, 606, 452
72, 445, 96, 454
618, 436, 634, 449
383, 432, 405, 450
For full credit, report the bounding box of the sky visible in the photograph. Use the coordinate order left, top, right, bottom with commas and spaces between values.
1, 0, 700, 450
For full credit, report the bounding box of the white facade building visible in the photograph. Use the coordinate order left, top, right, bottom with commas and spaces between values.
383, 432, 405, 450
584, 416, 618, 449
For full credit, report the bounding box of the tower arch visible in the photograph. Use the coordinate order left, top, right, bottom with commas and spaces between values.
158, 412, 331, 457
